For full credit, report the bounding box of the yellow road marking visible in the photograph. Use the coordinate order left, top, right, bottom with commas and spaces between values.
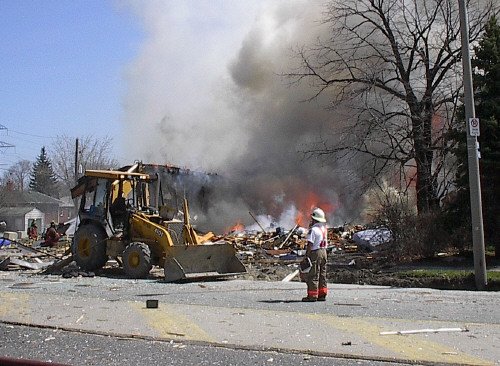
129, 301, 216, 342
0, 292, 31, 324
0, 290, 495, 365
304, 313, 494, 365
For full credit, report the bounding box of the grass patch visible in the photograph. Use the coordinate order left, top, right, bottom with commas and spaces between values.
485, 245, 497, 256
403, 269, 500, 281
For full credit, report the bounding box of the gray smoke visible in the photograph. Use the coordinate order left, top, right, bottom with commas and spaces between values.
121, 0, 364, 233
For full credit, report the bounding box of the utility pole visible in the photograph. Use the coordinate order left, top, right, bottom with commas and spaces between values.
74, 138, 79, 218
0, 125, 15, 173
0, 125, 14, 154
74, 138, 79, 184
458, 0, 487, 290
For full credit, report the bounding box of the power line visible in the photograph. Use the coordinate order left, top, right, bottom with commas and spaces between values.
0, 141, 15, 149
0, 125, 15, 154
0, 125, 58, 166
8, 129, 55, 139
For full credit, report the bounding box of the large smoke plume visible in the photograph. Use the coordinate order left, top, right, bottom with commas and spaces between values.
121, 0, 364, 232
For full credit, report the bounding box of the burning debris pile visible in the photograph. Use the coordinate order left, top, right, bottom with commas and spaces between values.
191, 220, 392, 282
213, 221, 380, 257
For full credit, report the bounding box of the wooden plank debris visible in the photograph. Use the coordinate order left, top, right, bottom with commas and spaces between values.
42, 256, 74, 274
282, 269, 299, 282
9, 257, 45, 270
0, 258, 10, 270
249, 211, 267, 234
380, 327, 468, 336
277, 224, 298, 249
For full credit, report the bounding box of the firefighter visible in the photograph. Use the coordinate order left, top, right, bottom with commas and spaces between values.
42, 221, 60, 247
301, 207, 328, 302
27, 221, 38, 239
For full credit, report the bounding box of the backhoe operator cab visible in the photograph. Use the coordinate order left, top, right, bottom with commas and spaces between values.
74, 170, 162, 235
71, 168, 246, 281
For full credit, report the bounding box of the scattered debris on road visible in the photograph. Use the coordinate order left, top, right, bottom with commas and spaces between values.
380, 327, 468, 336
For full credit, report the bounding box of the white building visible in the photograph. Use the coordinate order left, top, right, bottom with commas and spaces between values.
0, 207, 45, 234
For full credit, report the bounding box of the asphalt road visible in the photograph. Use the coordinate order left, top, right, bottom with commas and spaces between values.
0, 270, 499, 365
0, 323, 406, 366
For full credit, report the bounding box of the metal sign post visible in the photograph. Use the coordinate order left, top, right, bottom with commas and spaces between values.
459, 0, 487, 290
469, 118, 480, 137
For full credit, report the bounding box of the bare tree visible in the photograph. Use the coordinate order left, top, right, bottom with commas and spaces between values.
1, 159, 32, 191
289, 0, 495, 213
49, 135, 119, 192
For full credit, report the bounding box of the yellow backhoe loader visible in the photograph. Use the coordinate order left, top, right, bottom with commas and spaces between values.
70, 165, 246, 281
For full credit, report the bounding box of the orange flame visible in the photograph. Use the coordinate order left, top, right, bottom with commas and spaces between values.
295, 211, 305, 226
294, 191, 336, 227
230, 221, 245, 233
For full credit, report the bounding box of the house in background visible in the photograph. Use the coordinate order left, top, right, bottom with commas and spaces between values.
0, 207, 44, 233
58, 196, 76, 223
1, 190, 74, 231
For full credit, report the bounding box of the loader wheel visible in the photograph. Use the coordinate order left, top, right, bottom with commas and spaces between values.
123, 242, 152, 279
73, 224, 108, 271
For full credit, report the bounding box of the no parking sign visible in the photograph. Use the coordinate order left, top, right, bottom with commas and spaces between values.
469, 118, 480, 136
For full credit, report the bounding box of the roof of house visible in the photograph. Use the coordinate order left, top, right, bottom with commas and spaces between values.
58, 196, 75, 208
0, 206, 42, 217
2, 190, 69, 207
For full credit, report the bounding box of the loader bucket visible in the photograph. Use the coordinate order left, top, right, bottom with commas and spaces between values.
163, 243, 246, 282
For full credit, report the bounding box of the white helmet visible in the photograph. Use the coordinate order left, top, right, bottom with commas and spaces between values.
311, 207, 326, 223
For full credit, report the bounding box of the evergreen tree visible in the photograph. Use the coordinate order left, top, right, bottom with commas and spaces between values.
29, 146, 59, 197
448, 16, 500, 255
474, 16, 500, 255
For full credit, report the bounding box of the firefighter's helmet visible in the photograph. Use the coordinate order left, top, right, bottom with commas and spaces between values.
311, 207, 326, 223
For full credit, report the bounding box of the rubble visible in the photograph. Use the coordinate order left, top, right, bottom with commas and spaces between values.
3, 232, 18, 240
353, 228, 392, 252
59, 261, 95, 278
212, 223, 372, 260
197, 223, 392, 283
9, 257, 47, 270
2, 224, 500, 291
0, 222, 378, 281
0, 257, 10, 270
0, 229, 73, 273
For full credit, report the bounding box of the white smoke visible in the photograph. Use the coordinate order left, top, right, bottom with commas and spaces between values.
121, 0, 364, 232
121, 1, 266, 170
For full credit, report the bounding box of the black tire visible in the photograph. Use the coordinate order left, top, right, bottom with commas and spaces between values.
123, 242, 152, 279
73, 224, 108, 271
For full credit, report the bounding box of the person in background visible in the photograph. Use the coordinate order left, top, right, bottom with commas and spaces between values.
302, 207, 328, 302
42, 221, 59, 247
27, 221, 38, 239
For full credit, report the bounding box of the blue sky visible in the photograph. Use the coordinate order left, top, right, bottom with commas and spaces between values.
0, 0, 142, 168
